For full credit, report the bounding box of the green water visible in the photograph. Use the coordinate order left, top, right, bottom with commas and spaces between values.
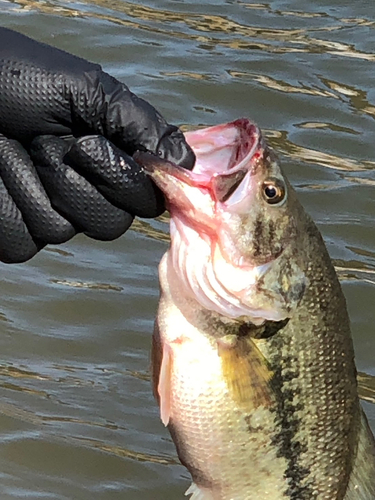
0, 1, 374, 498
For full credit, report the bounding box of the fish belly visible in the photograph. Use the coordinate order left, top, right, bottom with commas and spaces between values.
155, 300, 288, 500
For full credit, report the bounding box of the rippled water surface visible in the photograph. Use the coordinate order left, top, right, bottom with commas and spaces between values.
0, 1, 375, 498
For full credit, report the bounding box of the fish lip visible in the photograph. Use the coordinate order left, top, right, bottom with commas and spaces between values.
133, 151, 195, 184
133, 118, 264, 194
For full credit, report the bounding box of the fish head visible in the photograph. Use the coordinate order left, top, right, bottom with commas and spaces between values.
135, 119, 307, 326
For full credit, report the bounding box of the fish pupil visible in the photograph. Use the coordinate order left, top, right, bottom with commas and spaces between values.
263, 179, 286, 204
265, 185, 277, 199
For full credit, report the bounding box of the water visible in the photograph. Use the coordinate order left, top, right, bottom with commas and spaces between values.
0, 1, 375, 498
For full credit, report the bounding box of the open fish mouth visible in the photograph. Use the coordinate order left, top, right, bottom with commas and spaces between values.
134, 118, 264, 209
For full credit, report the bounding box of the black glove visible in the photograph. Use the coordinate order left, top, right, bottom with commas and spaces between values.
0, 27, 195, 263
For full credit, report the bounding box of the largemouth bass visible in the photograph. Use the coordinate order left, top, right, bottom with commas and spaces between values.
135, 119, 375, 500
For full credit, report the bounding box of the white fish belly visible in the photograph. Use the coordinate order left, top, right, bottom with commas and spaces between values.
158, 301, 288, 500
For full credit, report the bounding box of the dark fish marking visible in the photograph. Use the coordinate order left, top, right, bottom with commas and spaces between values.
263, 319, 290, 338
253, 215, 263, 258
256, 319, 289, 339
268, 218, 276, 242
269, 336, 316, 500
238, 318, 289, 339
250, 215, 283, 263
264, 332, 317, 500
278, 277, 306, 310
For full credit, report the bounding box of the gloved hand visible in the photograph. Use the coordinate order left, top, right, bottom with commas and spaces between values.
0, 27, 195, 263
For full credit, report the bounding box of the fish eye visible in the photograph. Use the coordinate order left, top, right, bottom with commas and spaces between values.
262, 178, 286, 205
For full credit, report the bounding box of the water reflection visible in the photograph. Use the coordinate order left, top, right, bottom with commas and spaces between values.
6, 0, 375, 62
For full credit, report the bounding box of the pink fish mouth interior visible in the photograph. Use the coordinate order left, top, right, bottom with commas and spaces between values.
135, 118, 263, 204
185, 118, 261, 181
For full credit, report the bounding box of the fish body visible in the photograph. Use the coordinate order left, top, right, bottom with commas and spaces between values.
135, 119, 375, 499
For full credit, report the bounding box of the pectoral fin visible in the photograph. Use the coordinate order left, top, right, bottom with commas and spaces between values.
218, 336, 274, 411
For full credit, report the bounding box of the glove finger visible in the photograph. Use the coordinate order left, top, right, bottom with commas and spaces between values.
65, 135, 165, 218
0, 175, 39, 263
30, 136, 134, 240
90, 76, 196, 170
0, 134, 76, 246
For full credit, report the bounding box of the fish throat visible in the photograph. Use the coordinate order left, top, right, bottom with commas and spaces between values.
168, 216, 278, 325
